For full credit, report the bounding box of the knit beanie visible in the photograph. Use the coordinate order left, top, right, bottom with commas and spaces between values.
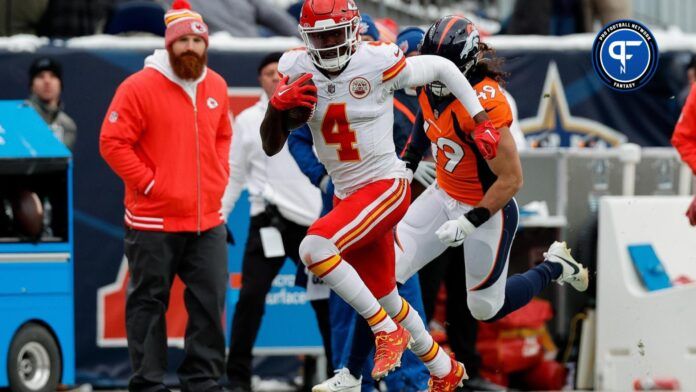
359, 14, 380, 41
258, 52, 283, 75
29, 57, 62, 86
164, 0, 209, 48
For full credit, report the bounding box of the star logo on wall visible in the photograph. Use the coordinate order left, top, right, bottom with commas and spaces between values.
520, 62, 627, 147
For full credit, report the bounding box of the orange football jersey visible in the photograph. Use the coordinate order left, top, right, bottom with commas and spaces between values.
418, 77, 513, 205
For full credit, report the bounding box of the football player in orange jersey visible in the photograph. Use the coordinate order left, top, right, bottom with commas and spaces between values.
398, 16, 589, 345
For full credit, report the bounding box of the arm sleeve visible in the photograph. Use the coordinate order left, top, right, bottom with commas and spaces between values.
391, 55, 484, 117
287, 124, 328, 187
99, 81, 155, 193
672, 86, 696, 173
253, 0, 301, 37
220, 118, 250, 217
400, 110, 430, 171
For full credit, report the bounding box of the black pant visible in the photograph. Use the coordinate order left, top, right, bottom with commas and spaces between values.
419, 246, 481, 377
226, 213, 332, 389
124, 224, 228, 392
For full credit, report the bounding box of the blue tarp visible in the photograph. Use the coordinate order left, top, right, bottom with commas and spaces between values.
0, 100, 71, 159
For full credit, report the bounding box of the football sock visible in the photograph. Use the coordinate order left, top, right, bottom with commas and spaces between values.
487, 261, 563, 322
308, 254, 397, 334
379, 288, 452, 377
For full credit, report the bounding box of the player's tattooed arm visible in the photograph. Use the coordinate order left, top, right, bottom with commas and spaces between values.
476, 126, 523, 214
260, 104, 290, 156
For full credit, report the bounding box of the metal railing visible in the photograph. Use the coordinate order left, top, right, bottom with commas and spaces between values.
355, 0, 696, 33
633, 0, 696, 33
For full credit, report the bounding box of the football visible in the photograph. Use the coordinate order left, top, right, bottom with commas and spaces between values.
10, 189, 43, 238
285, 73, 316, 131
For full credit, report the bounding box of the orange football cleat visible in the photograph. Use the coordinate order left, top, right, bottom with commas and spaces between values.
429, 358, 467, 392
371, 324, 411, 380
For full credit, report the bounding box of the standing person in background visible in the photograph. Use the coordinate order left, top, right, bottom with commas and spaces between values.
37, 0, 111, 37
221, 52, 330, 392
0, 0, 48, 36
581, 0, 631, 32
180, 0, 299, 37
26, 57, 77, 151
672, 83, 696, 226
100, 1, 232, 391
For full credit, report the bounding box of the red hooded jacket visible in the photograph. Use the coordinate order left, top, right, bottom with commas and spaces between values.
673, 85, 696, 173
100, 50, 232, 232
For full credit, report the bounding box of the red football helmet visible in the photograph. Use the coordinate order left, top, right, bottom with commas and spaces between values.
298, 0, 361, 72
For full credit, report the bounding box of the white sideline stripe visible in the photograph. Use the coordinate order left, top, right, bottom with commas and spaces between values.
125, 209, 164, 223
330, 179, 401, 244
124, 215, 164, 230
340, 180, 408, 251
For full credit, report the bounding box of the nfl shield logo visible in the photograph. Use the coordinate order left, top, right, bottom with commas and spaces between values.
434, 109, 439, 119
328, 84, 335, 94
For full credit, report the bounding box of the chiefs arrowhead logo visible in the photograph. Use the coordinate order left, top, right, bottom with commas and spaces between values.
207, 97, 219, 109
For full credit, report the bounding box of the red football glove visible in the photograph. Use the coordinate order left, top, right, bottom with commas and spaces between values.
473, 120, 500, 160
686, 196, 696, 226
270, 74, 317, 111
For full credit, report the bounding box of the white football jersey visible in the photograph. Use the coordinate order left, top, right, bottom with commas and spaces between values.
278, 41, 409, 198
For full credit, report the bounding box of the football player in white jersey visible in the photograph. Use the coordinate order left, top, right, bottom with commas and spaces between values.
260, 0, 500, 389
331, 16, 591, 392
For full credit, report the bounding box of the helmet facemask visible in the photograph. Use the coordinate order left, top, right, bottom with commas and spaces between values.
300, 16, 360, 72
429, 59, 476, 98
430, 47, 480, 98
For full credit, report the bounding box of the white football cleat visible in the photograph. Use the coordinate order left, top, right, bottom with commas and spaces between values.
544, 241, 589, 292
312, 368, 362, 392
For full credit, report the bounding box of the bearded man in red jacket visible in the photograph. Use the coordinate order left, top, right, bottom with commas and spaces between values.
99, 1, 232, 391
673, 85, 696, 226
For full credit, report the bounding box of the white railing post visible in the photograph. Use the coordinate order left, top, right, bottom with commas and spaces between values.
619, 143, 642, 196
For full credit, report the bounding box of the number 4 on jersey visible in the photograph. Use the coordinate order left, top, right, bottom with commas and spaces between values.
321, 103, 360, 161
